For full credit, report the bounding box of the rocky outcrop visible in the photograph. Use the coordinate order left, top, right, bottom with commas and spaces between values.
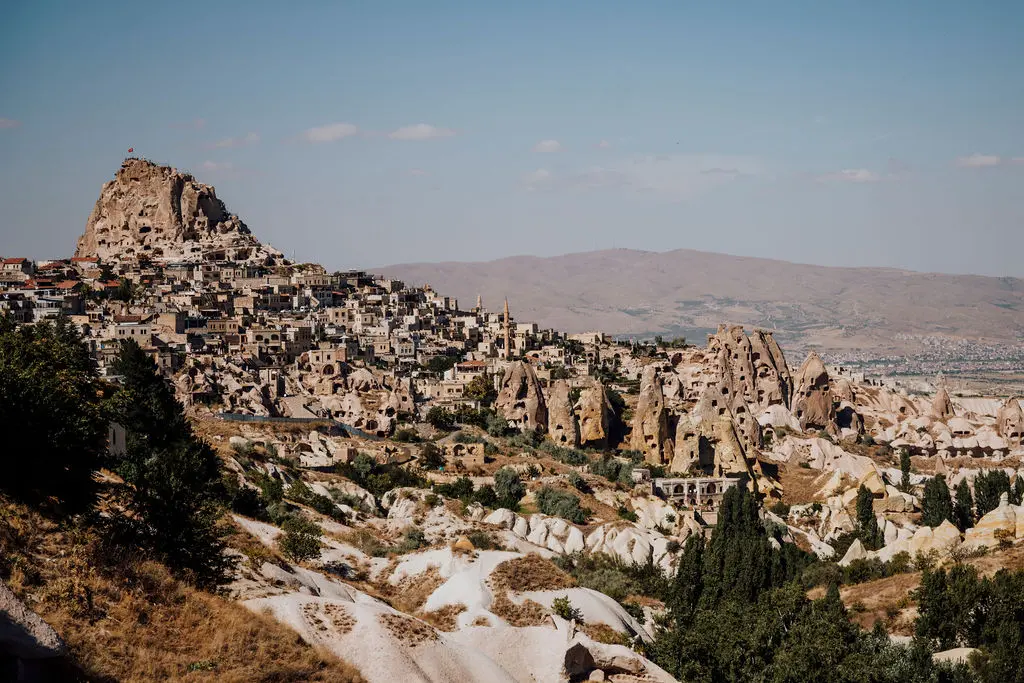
577, 379, 613, 448
630, 366, 670, 464
495, 361, 548, 432
547, 380, 579, 447
75, 158, 283, 264
929, 387, 955, 420
997, 397, 1024, 442
792, 352, 835, 431
1, 582, 68, 682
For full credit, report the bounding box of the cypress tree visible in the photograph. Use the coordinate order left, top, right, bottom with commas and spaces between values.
899, 449, 912, 492
921, 474, 953, 528
974, 469, 1011, 519
952, 479, 974, 531
856, 485, 883, 550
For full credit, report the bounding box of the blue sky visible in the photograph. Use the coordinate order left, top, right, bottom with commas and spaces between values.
1, 1, 1022, 275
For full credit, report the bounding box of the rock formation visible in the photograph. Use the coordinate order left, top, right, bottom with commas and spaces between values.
997, 397, 1024, 442
577, 378, 613, 448
792, 352, 835, 431
929, 387, 955, 420
547, 379, 579, 447
495, 361, 548, 432
630, 365, 670, 464
75, 158, 283, 264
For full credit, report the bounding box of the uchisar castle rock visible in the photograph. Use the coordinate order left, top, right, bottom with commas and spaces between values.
3, 158, 1023, 682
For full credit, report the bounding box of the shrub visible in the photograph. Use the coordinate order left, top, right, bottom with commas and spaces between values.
535, 487, 589, 524
568, 471, 589, 492
494, 468, 525, 510
466, 531, 501, 550
394, 526, 426, 553
393, 428, 421, 443
279, 516, 322, 562
617, 505, 638, 522
552, 596, 584, 623
770, 501, 791, 517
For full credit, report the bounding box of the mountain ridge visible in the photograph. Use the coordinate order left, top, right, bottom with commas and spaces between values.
377, 248, 1024, 354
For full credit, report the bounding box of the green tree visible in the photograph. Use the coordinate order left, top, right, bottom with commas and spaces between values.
0, 316, 106, 512
494, 467, 525, 510
279, 515, 322, 562
464, 373, 497, 406
921, 474, 953, 528
899, 449, 912, 492
1012, 476, 1024, 506
426, 355, 457, 375
953, 478, 975, 531
856, 485, 883, 550
425, 406, 455, 431
105, 339, 232, 588
974, 469, 1012, 519
418, 442, 445, 470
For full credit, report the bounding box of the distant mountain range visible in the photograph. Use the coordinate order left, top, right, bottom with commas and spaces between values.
378, 249, 1024, 355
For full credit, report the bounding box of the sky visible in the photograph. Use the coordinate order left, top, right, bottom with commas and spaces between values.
1, 1, 1023, 276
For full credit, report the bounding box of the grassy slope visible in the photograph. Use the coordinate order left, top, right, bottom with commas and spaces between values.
0, 496, 363, 683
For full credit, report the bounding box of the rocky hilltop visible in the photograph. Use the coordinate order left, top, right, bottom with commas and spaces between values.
75, 158, 283, 264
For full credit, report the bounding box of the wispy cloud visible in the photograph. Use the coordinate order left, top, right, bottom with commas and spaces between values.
201, 160, 233, 172
532, 139, 563, 153
170, 118, 206, 130
522, 168, 553, 189
816, 168, 882, 183
955, 153, 1002, 168
0, 118, 21, 129
213, 132, 259, 148
388, 124, 455, 140
302, 122, 359, 143
409, 168, 429, 176
597, 140, 611, 149
523, 154, 761, 199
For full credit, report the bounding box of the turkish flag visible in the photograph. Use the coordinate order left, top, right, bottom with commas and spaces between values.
128, 147, 134, 153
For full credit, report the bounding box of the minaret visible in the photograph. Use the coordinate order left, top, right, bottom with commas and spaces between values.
476, 294, 482, 312
503, 297, 512, 359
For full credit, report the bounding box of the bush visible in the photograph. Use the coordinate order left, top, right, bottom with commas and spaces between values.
393, 428, 421, 443
535, 487, 589, 524
279, 516, 322, 562
552, 596, 584, 622
466, 531, 501, 550
568, 471, 590, 493
494, 468, 525, 510
394, 526, 426, 553
617, 504, 638, 522
770, 501, 791, 517
426, 406, 455, 431
418, 442, 445, 470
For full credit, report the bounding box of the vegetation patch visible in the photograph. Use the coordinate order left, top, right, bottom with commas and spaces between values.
490, 554, 576, 592
378, 612, 439, 646
418, 603, 467, 632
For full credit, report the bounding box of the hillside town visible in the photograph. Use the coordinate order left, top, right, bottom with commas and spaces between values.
4, 159, 1024, 683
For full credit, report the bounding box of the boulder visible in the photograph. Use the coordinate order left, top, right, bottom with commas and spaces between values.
1, 581, 68, 682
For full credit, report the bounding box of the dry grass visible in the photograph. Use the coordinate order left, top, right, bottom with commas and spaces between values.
471, 615, 491, 627
490, 554, 577, 592
777, 464, 831, 505
375, 566, 446, 615
0, 497, 364, 683
490, 591, 549, 627
378, 612, 439, 646
582, 622, 631, 646
303, 602, 357, 637
418, 603, 467, 632
224, 520, 287, 569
